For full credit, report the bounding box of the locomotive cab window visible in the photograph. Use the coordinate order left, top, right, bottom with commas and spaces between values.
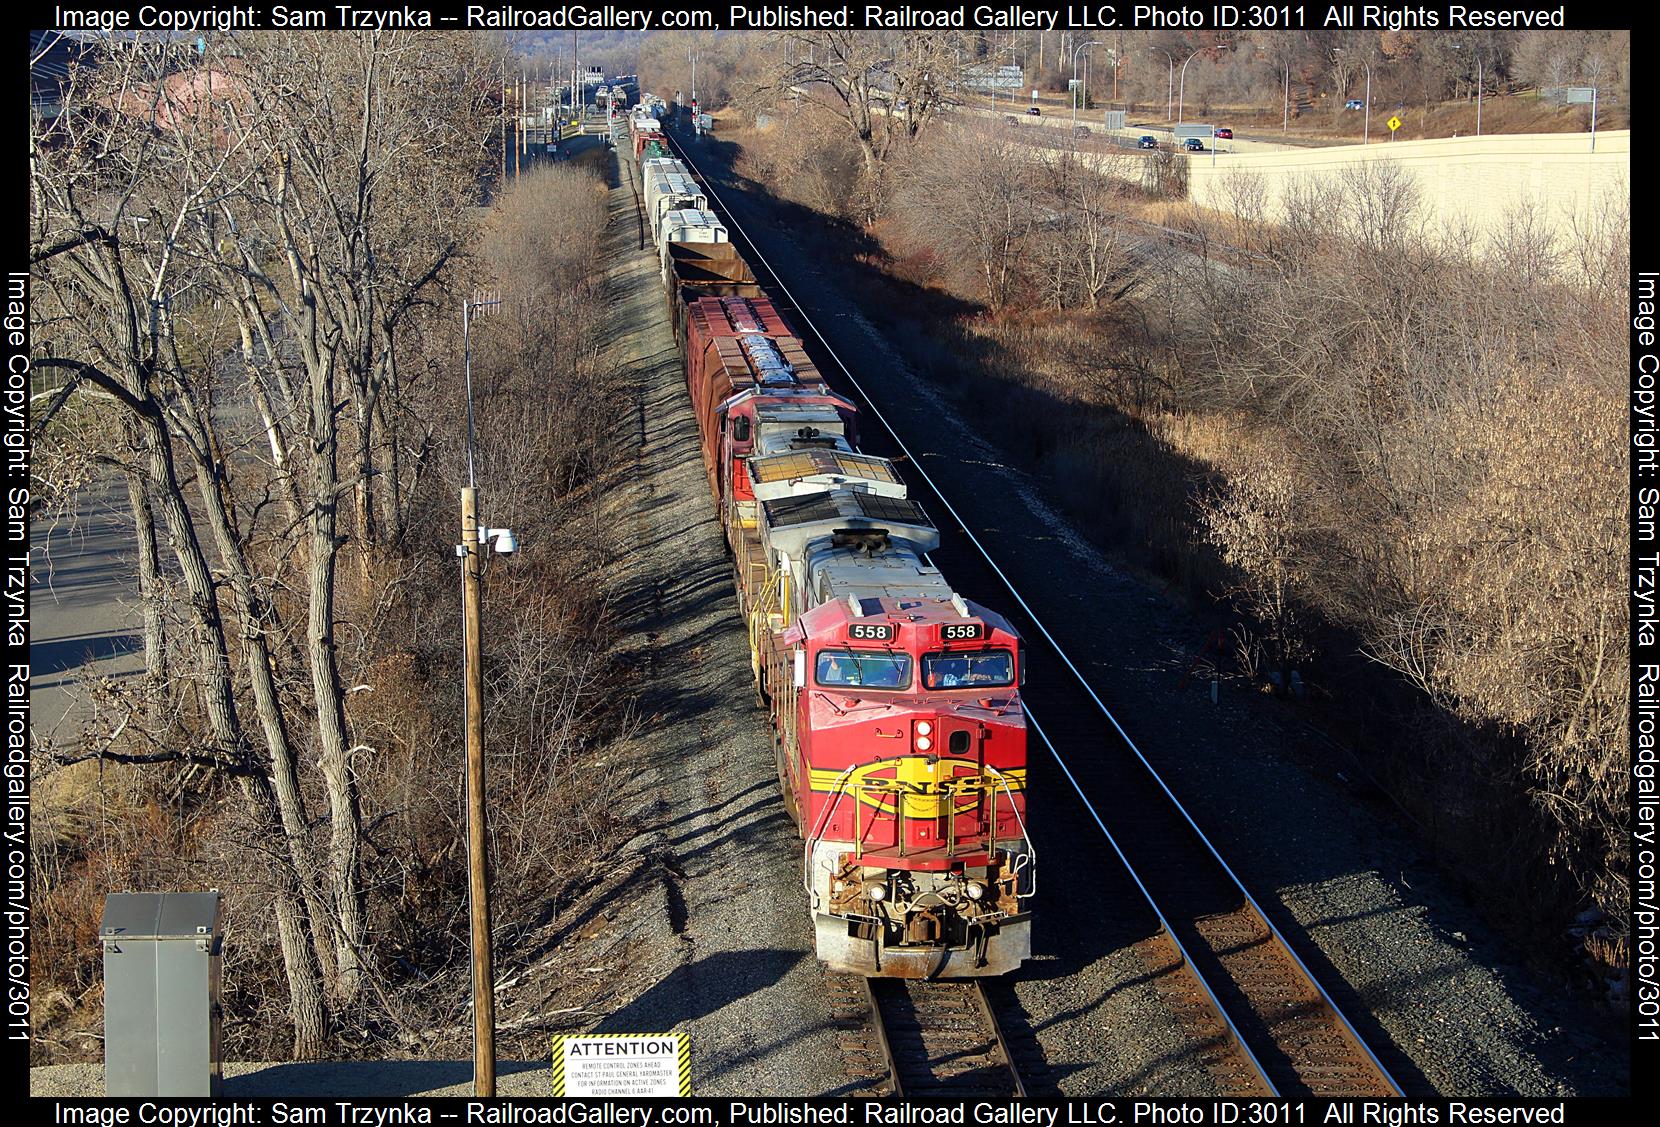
922, 650, 1015, 690
816, 649, 912, 690
732, 416, 751, 443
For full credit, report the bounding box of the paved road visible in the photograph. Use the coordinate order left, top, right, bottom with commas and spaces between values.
29, 478, 145, 743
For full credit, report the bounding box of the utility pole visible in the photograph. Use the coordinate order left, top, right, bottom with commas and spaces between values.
461, 484, 493, 1096
459, 291, 503, 1099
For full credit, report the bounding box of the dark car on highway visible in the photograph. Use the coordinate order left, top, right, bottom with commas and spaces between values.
1026, 106, 1041, 116
1214, 127, 1233, 139
1183, 137, 1205, 151
1137, 135, 1158, 149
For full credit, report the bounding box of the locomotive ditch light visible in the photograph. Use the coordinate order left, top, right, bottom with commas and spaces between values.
864, 882, 887, 902
964, 881, 986, 901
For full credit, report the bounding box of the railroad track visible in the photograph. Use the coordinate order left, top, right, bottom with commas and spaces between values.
867, 978, 1026, 1098
828, 974, 1029, 1098
663, 127, 1412, 1098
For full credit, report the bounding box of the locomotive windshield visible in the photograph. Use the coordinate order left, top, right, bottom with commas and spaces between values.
922, 650, 1016, 690
815, 650, 912, 689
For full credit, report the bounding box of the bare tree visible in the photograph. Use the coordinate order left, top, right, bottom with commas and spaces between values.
30, 42, 334, 1054
755, 30, 970, 217
30, 29, 497, 1051
892, 122, 1037, 311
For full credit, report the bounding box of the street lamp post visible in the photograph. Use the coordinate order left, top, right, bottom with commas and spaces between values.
1363, 60, 1372, 143
1147, 46, 1175, 122
1071, 39, 1102, 131
1333, 48, 1374, 144
1177, 44, 1229, 131
1283, 58, 1290, 134
1474, 52, 1482, 134
1453, 45, 1485, 136
989, 42, 1020, 114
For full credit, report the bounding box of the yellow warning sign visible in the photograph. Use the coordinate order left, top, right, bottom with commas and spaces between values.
551, 1032, 690, 1097
1387, 115, 1402, 132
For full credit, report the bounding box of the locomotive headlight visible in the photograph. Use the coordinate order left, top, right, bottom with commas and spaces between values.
864, 882, 887, 902
916, 721, 933, 737
915, 735, 932, 752
964, 881, 986, 901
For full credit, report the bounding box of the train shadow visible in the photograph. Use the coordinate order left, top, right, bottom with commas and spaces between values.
595, 947, 804, 1033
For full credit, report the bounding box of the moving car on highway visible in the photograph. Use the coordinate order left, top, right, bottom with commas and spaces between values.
1138, 135, 1158, 149
1183, 137, 1205, 152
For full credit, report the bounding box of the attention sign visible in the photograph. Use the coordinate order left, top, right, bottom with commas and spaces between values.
551, 1033, 690, 1097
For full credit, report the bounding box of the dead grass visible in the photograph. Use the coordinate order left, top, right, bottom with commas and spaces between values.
728, 121, 1629, 985
1188, 92, 1624, 142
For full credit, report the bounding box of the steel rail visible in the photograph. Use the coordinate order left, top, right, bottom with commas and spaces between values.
664, 129, 1402, 1098
860, 977, 1028, 1098
859, 976, 907, 1098
969, 980, 1028, 1099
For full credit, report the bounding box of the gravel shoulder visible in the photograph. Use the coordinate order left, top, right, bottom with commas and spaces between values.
676, 132, 1626, 1097
570, 142, 851, 1097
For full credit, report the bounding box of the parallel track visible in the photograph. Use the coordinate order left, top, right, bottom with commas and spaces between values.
659, 125, 1409, 1098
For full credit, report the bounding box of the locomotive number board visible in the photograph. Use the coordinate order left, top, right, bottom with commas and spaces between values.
849, 622, 895, 642
940, 623, 985, 642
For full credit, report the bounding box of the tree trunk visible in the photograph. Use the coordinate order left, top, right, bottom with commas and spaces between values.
307, 351, 367, 1004
178, 409, 340, 988
118, 437, 166, 723
240, 773, 329, 1059
354, 374, 378, 586
132, 389, 333, 1052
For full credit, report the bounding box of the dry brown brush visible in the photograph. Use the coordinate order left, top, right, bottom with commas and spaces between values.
737, 113, 1630, 977
30, 34, 635, 1062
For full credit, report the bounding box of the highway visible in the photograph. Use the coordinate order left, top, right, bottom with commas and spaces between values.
28, 478, 145, 743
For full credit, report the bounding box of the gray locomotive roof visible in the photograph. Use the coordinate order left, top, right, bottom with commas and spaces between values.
762, 488, 939, 560
808, 549, 956, 607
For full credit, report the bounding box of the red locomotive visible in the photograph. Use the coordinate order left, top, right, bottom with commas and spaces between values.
649, 137, 1033, 978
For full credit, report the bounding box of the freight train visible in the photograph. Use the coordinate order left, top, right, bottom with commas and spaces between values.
630, 116, 1033, 978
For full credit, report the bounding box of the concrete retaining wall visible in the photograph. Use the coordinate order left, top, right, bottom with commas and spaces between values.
1186, 130, 1629, 250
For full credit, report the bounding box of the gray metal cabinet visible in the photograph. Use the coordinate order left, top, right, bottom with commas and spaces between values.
101, 891, 223, 1096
